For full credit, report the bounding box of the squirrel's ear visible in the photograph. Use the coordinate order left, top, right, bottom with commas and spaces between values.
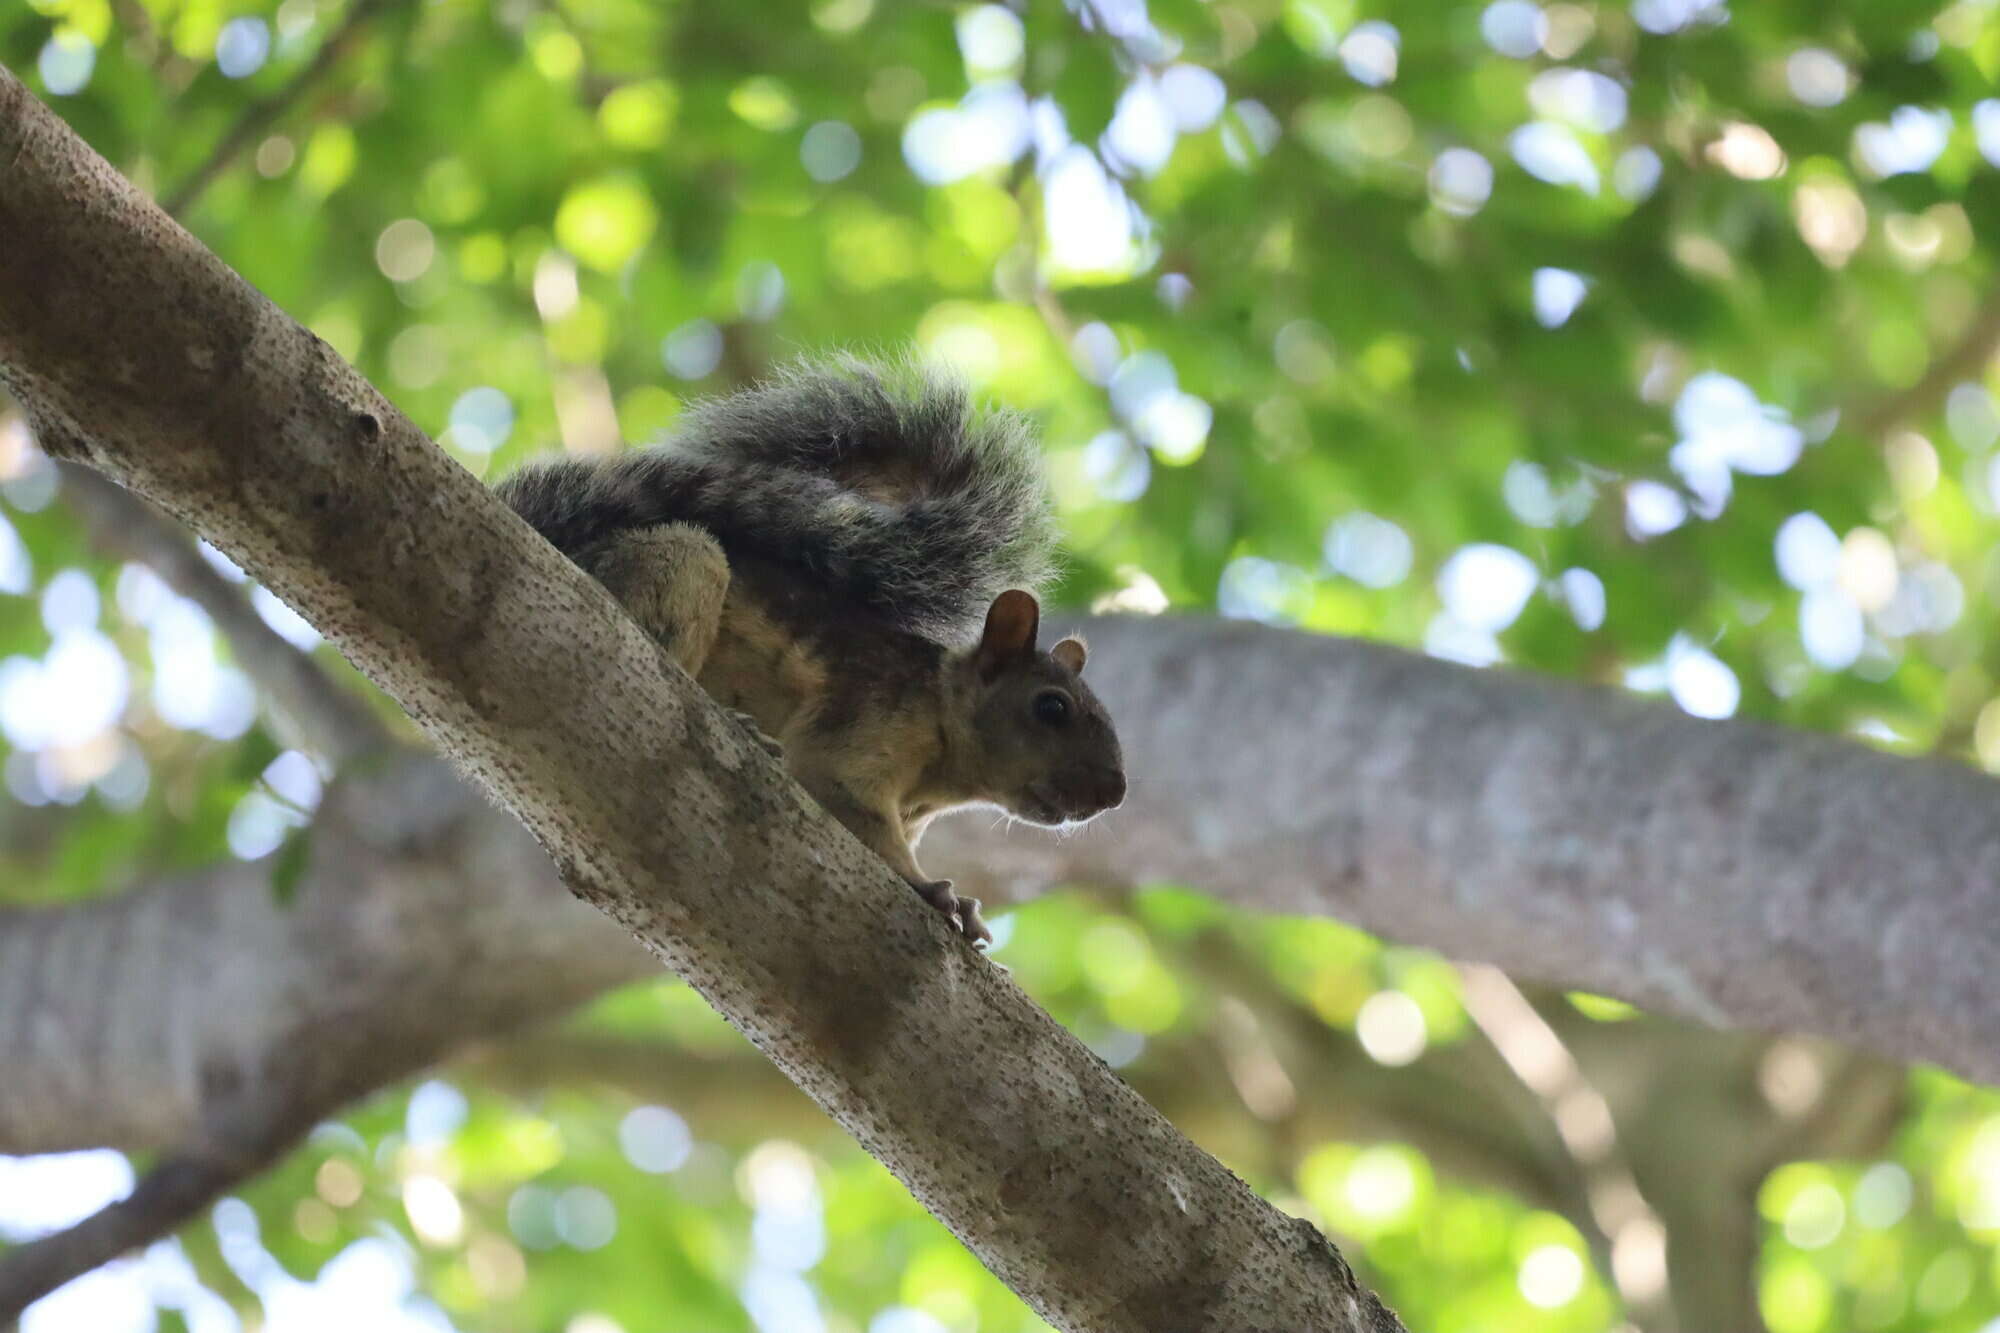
975, 589, 1040, 678
1051, 636, 1087, 674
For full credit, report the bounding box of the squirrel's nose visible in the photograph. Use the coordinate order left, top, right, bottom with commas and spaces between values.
1095, 767, 1127, 811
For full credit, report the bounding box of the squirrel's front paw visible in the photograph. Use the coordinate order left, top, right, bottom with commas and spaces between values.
909, 877, 991, 948
730, 710, 784, 759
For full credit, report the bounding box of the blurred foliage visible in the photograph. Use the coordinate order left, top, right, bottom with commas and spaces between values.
8, 0, 2000, 1330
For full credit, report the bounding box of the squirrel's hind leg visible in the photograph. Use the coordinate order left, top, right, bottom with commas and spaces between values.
588, 522, 730, 675
588, 524, 783, 758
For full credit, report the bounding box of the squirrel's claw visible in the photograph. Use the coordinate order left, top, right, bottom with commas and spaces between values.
955, 893, 991, 948
911, 877, 991, 948
730, 710, 784, 759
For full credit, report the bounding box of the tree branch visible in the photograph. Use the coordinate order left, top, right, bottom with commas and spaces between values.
470, 1015, 1594, 1227
0, 753, 643, 1158
0, 68, 1405, 1333
1458, 966, 1673, 1330
924, 615, 2000, 1087
6, 605, 1961, 1317
159, 0, 398, 218
56, 461, 389, 764
0, 752, 648, 1317
1849, 283, 2000, 442
1, 1156, 243, 1320
0, 1118, 306, 1323
7, 47, 2000, 1327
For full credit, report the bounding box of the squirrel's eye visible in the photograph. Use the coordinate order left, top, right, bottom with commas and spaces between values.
1033, 691, 1071, 725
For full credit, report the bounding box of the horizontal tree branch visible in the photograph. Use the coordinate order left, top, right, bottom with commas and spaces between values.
0, 68, 1402, 1333
927, 616, 2000, 1085
0, 752, 647, 1319
0, 753, 645, 1157
7, 614, 1976, 1153
6, 609, 1952, 1321
473, 1013, 1592, 1227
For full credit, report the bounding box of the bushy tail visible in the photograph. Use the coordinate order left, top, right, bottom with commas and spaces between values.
496, 357, 1056, 642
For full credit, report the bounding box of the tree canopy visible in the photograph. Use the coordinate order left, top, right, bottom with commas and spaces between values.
5, 1, 2000, 1332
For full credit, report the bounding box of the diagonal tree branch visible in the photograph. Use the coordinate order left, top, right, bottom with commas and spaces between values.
1458, 965, 1673, 1330
9, 37, 2000, 1325
0, 67, 1405, 1333
1849, 282, 2000, 442
71, 0, 410, 764
2, 1157, 250, 1315
7, 602, 1973, 1318
0, 1122, 309, 1318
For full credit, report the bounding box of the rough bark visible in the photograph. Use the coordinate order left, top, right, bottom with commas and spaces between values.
3, 36, 1996, 1328
0, 47, 1982, 1326
6, 603, 1956, 1327
0, 69, 1404, 1333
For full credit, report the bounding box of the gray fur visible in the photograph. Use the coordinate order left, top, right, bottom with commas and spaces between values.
495, 357, 1056, 642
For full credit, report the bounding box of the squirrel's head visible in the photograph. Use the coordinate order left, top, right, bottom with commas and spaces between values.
961, 590, 1125, 826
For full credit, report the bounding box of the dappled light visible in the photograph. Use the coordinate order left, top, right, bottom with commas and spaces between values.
10, 0, 2000, 1330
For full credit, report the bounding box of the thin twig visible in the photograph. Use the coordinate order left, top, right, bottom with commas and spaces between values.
0, 1156, 247, 1324
1458, 966, 1676, 1333
0, 1086, 314, 1324
58, 462, 389, 763
160, 0, 396, 217
1850, 285, 2000, 443
119, 0, 405, 758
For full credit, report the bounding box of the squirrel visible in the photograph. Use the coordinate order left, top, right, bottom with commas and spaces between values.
495, 356, 1126, 945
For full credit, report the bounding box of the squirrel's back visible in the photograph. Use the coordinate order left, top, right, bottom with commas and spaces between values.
496, 358, 1056, 642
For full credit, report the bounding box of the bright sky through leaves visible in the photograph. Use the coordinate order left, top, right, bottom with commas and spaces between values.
11, 0, 2000, 1329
